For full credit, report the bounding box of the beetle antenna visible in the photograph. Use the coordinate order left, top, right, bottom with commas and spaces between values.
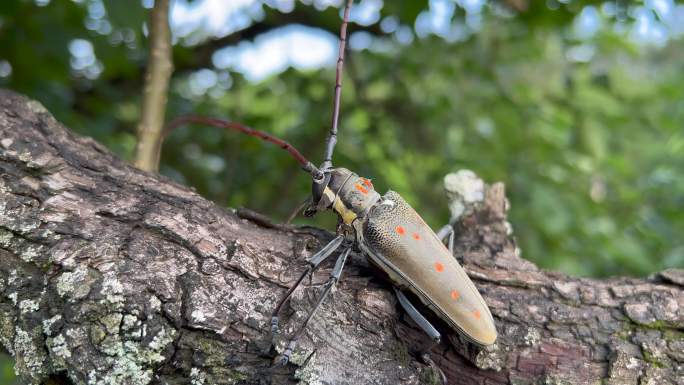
320, 0, 353, 171
163, 115, 323, 180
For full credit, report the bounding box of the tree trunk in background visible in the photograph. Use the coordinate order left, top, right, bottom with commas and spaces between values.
134, 0, 173, 172
0, 89, 682, 385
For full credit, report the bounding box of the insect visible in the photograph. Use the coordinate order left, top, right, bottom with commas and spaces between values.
165, 0, 496, 375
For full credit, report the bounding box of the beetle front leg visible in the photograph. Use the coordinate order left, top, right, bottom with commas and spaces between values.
285, 196, 311, 224
269, 234, 345, 345
274, 246, 351, 367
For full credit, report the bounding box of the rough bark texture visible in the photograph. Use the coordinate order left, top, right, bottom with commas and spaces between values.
0, 89, 682, 385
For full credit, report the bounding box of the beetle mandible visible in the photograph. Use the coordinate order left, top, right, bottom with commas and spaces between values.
165, 0, 497, 373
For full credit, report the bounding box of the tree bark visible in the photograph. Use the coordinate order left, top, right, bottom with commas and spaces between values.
0, 89, 682, 385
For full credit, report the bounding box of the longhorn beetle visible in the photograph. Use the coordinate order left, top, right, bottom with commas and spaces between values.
165, 0, 497, 373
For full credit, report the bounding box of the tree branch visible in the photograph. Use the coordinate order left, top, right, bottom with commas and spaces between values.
172, 3, 385, 76
134, 0, 173, 172
0, 89, 682, 385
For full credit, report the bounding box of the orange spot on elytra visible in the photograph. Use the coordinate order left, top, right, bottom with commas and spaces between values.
395, 226, 406, 235
434, 262, 445, 272
450, 290, 460, 300
472, 310, 481, 319
355, 183, 368, 194
412, 233, 420, 240
362, 178, 373, 188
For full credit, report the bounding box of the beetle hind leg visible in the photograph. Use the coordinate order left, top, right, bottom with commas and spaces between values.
273, 246, 351, 367
394, 287, 441, 344
436, 224, 455, 254
393, 287, 447, 384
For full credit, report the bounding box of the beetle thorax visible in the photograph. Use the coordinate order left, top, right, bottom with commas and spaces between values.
319, 168, 381, 225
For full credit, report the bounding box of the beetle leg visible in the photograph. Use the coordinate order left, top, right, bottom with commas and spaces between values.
393, 287, 441, 345
436, 224, 455, 254
274, 246, 351, 367
393, 287, 447, 384
447, 227, 454, 254
270, 235, 345, 343
285, 196, 311, 224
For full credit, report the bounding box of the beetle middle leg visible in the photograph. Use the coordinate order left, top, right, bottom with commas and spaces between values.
274, 246, 352, 366
393, 287, 447, 384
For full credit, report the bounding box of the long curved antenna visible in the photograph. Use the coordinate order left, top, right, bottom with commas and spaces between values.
163, 115, 323, 179
321, 0, 353, 170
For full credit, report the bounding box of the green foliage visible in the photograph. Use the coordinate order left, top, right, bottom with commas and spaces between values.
0, 352, 18, 385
